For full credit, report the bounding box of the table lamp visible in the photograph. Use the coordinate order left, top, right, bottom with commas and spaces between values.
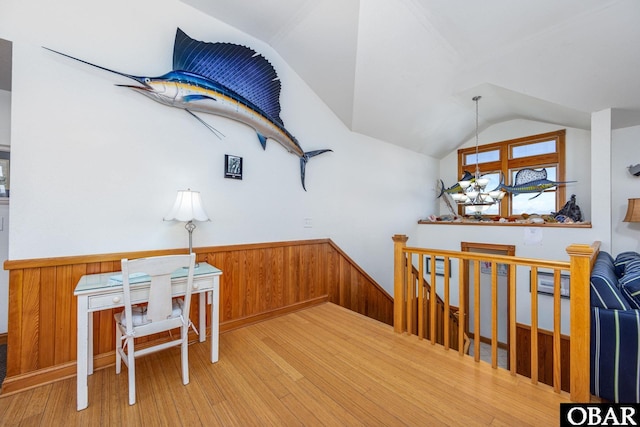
164, 189, 210, 264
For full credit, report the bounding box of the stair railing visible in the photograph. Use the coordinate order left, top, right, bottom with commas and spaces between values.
406, 260, 469, 353
392, 234, 599, 402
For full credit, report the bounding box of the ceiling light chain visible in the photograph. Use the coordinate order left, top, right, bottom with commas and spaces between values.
450, 96, 505, 217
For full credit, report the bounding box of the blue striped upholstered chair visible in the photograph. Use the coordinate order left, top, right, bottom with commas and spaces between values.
590, 251, 640, 403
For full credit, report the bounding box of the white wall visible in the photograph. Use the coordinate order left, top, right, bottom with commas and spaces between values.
0, 90, 8, 333
591, 109, 613, 253
612, 124, 640, 254
0, 0, 438, 334
0, 203, 7, 334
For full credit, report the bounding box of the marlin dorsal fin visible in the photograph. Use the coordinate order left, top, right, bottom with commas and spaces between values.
173, 28, 284, 127
514, 168, 547, 186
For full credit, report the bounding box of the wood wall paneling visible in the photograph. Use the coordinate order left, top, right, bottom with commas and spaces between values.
2, 239, 394, 394
515, 323, 570, 392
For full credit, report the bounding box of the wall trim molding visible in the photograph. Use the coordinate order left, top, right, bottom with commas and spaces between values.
3, 239, 334, 270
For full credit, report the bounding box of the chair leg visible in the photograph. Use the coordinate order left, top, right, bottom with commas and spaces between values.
115, 326, 122, 374
181, 325, 189, 385
127, 338, 136, 405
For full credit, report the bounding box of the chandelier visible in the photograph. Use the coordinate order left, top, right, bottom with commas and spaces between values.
450, 96, 505, 215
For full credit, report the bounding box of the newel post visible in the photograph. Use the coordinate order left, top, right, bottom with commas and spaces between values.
393, 234, 409, 333
566, 242, 598, 402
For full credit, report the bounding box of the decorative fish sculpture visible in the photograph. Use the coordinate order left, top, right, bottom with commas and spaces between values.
44, 28, 332, 190
494, 168, 575, 199
437, 171, 474, 198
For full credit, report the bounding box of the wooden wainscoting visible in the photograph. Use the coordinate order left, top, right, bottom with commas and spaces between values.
2, 239, 393, 394
515, 323, 570, 392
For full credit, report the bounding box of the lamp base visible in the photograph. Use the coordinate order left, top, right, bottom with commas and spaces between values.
184, 220, 200, 268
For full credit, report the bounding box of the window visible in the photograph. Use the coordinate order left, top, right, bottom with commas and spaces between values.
457, 130, 566, 218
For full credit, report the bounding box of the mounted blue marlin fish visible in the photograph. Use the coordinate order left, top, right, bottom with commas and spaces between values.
44, 28, 332, 190
437, 170, 474, 198
494, 168, 575, 199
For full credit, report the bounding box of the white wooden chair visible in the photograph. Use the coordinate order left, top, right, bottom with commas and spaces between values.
114, 253, 196, 405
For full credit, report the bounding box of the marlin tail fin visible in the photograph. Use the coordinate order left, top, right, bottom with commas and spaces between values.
437, 180, 445, 198
300, 149, 332, 191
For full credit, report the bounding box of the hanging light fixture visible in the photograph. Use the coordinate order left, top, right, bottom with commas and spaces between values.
450, 96, 505, 216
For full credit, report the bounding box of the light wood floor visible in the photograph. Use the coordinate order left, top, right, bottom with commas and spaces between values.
0, 303, 569, 426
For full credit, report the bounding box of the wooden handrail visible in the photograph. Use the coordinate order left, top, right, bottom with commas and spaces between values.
393, 235, 409, 334
392, 235, 599, 402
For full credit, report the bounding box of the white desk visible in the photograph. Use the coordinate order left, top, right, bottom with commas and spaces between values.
74, 262, 222, 411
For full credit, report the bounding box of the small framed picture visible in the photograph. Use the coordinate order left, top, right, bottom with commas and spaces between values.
224, 154, 243, 180
480, 261, 508, 276
426, 256, 450, 277
532, 270, 570, 298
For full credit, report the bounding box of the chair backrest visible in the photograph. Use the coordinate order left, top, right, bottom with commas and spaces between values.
120, 253, 196, 334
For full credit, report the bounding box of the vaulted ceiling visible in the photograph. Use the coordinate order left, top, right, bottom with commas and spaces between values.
1, 2, 638, 158
182, 0, 640, 158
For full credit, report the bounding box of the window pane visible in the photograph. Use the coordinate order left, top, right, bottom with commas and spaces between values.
484, 172, 501, 192
511, 191, 556, 215
511, 140, 556, 159
464, 149, 499, 165
464, 203, 501, 216
456, 130, 565, 218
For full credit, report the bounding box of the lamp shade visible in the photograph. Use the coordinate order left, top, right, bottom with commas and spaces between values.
623, 198, 640, 223
164, 189, 210, 222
